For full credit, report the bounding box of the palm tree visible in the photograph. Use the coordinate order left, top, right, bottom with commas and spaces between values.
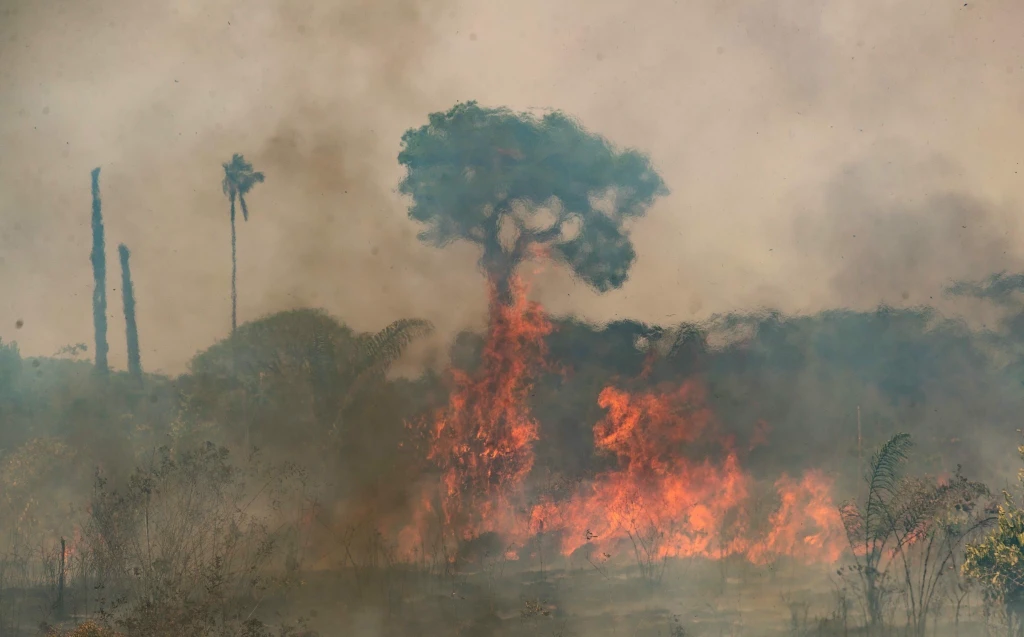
221, 154, 265, 334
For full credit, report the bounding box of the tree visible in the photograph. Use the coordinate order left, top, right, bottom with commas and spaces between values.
220, 154, 264, 334
964, 501, 1024, 636
963, 440, 1024, 637
839, 432, 913, 633
889, 469, 991, 637
839, 432, 992, 637
185, 309, 433, 447
90, 167, 109, 374
398, 101, 668, 304
118, 244, 142, 379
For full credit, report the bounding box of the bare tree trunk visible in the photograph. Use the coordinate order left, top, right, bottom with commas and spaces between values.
90, 168, 109, 374
119, 244, 143, 379
230, 196, 238, 334
55, 537, 65, 619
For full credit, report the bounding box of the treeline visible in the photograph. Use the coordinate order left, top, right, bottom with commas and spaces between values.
3, 298, 1024, 488
4, 300, 1024, 635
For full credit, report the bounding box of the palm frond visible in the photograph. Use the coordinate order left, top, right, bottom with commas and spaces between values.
868, 433, 913, 499
354, 318, 434, 378
322, 319, 434, 432
222, 154, 264, 211
865, 432, 912, 541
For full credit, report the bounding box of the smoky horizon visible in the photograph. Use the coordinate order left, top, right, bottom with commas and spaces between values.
3, 1, 1024, 637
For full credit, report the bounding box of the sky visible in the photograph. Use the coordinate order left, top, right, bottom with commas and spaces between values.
1, 0, 1023, 374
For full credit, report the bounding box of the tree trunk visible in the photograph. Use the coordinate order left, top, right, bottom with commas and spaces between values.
230, 195, 238, 334
480, 218, 520, 309
90, 167, 109, 374
118, 244, 142, 379
56, 537, 65, 619
483, 256, 516, 310
865, 570, 883, 636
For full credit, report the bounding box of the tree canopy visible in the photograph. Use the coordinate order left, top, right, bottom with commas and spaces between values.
398, 101, 668, 295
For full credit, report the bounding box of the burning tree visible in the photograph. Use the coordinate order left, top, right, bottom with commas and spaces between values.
394, 103, 845, 576
396, 102, 667, 553
397, 101, 668, 304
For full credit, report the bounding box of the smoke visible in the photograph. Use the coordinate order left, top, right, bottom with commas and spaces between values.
2, 0, 1024, 377
0, 0, 475, 374
6, 5, 1024, 635
795, 147, 1020, 313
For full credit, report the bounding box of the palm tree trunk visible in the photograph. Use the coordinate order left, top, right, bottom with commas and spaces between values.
230, 195, 238, 334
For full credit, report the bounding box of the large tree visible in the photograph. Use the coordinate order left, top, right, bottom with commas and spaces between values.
221, 154, 264, 334
398, 101, 668, 303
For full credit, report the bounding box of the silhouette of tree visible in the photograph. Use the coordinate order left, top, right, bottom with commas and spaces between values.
118, 244, 142, 379
398, 101, 668, 304
186, 309, 432, 445
90, 168, 108, 374
839, 432, 913, 631
220, 154, 264, 334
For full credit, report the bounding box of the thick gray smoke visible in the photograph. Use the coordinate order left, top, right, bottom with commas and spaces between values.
3, 0, 1024, 373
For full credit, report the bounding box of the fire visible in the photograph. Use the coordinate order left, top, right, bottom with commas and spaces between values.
534, 383, 753, 560
401, 276, 847, 567
423, 275, 552, 544
747, 472, 845, 565
530, 384, 843, 565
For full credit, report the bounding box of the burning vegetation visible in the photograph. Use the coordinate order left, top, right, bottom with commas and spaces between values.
2, 100, 1024, 637
401, 273, 846, 574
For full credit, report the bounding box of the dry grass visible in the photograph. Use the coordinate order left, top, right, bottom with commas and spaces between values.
46, 621, 123, 637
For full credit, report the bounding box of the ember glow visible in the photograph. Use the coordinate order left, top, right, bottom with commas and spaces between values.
422, 275, 553, 545
402, 277, 846, 566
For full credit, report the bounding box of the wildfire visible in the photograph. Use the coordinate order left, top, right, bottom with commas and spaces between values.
532, 383, 752, 560
401, 276, 846, 567
747, 472, 846, 565
423, 275, 552, 543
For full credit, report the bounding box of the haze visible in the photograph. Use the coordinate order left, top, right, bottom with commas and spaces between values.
1, 0, 1022, 374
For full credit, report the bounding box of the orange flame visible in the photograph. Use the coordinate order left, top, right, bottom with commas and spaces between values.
747, 471, 845, 564
532, 383, 752, 560
423, 275, 552, 544
401, 278, 846, 567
